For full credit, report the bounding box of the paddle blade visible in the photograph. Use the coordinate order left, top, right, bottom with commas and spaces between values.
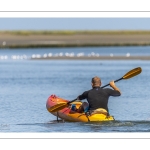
48, 102, 68, 112
123, 67, 142, 79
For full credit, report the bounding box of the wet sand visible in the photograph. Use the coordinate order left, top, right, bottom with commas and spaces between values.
1, 31, 150, 48
30, 56, 150, 60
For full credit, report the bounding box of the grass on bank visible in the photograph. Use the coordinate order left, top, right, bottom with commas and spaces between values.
1, 30, 150, 36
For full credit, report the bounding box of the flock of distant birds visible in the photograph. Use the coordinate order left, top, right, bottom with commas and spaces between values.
0, 52, 131, 60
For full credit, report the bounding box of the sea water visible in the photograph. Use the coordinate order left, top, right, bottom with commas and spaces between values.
0, 46, 150, 133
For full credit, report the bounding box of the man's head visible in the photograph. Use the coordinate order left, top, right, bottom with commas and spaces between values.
91, 76, 101, 87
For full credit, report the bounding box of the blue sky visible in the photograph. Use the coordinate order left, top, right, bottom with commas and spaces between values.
0, 18, 150, 30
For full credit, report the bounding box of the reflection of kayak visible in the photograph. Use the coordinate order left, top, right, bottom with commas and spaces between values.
46, 95, 114, 122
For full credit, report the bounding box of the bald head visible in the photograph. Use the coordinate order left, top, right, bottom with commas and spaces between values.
91, 76, 101, 87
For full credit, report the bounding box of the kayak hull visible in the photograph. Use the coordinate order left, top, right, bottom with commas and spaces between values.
46, 95, 115, 122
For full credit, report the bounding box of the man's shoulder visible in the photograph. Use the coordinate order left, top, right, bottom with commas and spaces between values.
102, 88, 112, 91
83, 89, 91, 93
101, 88, 113, 93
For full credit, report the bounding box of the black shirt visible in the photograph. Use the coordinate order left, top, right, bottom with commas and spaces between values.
78, 87, 121, 111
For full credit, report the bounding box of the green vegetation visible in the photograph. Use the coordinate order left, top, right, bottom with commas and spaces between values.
1, 30, 150, 35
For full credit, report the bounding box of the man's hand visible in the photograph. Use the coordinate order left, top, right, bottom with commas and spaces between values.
109, 80, 121, 94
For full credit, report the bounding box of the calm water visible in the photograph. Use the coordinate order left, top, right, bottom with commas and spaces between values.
1, 46, 150, 133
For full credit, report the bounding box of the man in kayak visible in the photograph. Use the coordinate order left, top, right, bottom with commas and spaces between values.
71, 76, 121, 115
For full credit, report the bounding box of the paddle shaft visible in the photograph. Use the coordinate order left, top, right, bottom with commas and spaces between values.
68, 98, 78, 104
101, 77, 123, 88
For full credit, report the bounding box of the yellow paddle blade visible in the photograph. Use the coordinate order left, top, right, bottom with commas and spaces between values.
123, 67, 142, 79
48, 102, 68, 112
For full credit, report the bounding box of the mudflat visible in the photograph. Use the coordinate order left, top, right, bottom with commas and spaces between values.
30, 56, 150, 60
1, 30, 150, 48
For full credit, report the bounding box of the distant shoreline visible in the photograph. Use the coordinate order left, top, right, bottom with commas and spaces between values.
1, 30, 150, 48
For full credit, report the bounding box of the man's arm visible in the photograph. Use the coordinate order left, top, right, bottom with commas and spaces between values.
77, 91, 89, 100
109, 80, 121, 94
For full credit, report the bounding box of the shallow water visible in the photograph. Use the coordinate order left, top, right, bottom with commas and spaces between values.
0, 46, 150, 132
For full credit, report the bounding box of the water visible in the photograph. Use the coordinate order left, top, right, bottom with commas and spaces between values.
1, 46, 150, 60
1, 46, 150, 133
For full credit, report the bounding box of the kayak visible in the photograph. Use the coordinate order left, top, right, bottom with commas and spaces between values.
46, 94, 115, 122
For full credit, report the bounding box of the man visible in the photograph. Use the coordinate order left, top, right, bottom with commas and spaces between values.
71, 76, 121, 115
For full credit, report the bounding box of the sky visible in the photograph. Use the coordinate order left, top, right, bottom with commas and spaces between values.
1, 18, 150, 30
1, 1, 150, 31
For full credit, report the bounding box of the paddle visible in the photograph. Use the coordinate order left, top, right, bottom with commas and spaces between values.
101, 67, 142, 88
49, 67, 142, 112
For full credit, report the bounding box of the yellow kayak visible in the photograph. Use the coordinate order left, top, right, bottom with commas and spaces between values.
46, 95, 114, 122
